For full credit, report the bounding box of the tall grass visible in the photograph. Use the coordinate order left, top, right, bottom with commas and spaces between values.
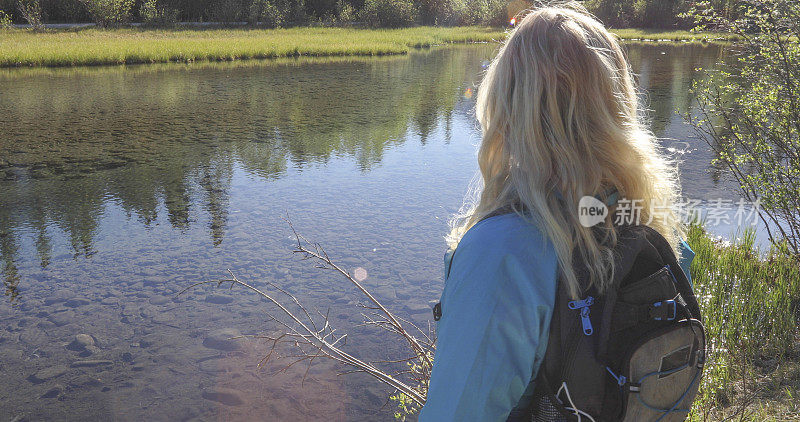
611, 28, 740, 42
0, 26, 506, 67
0, 26, 736, 68
687, 223, 799, 420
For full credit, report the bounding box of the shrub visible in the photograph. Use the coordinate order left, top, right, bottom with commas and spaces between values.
209, 0, 243, 23
16, 0, 42, 29
56, 0, 90, 23
319, 0, 355, 26
248, 0, 284, 27
139, 0, 179, 26
687, 0, 800, 258
332, 0, 354, 25
436, 0, 468, 25
286, 0, 308, 25
461, 0, 509, 26
359, 0, 417, 28
0, 9, 12, 29
79, 0, 134, 27
583, 0, 637, 27
416, 0, 507, 26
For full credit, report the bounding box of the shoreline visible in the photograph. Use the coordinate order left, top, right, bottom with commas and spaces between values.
0, 26, 736, 69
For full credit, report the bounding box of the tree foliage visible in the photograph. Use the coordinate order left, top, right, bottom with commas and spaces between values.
359, 0, 416, 27
16, 0, 42, 28
139, 0, 179, 26
0, 1, 738, 32
208, 0, 242, 22
79, 0, 134, 27
0, 0, 519, 27
687, 0, 800, 256
248, 0, 284, 27
0, 7, 12, 28
583, 0, 693, 28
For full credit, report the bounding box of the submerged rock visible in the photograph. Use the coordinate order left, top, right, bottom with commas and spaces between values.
18, 329, 47, 346
202, 328, 243, 351
47, 311, 75, 327
28, 365, 68, 384
70, 360, 113, 368
67, 334, 95, 351
78, 346, 101, 357
68, 375, 104, 388
205, 294, 234, 305
43, 296, 68, 306
40, 385, 62, 399
148, 296, 170, 305
405, 302, 431, 315
201, 387, 244, 406
138, 333, 162, 349
198, 359, 228, 374
64, 297, 91, 308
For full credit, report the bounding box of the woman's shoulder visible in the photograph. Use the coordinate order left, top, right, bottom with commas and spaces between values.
456, 212, 554, 260
442, 211, 559, 315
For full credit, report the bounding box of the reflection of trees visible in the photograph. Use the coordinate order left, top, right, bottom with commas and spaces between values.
626, 43, 726, 139
0, 222, 20, 303
626, 43, 736, 197
0, 46, 486, 281
200, 157, 233, 247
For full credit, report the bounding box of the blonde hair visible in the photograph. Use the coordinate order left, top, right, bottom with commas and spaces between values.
448, 2, 683, 299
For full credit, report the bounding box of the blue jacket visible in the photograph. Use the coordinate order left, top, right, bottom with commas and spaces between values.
419, 213, 695, 421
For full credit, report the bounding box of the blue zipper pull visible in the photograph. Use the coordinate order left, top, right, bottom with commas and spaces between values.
580, 307, 594, 335
568, 295, 594, 309
568, 295, 595, 336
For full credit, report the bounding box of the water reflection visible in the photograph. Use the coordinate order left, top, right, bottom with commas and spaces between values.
626, 42, 733, 191
0, 48, 484, 303
0, 44, 734, 292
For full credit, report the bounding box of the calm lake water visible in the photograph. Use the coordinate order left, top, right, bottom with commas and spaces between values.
0, 42, 740, 421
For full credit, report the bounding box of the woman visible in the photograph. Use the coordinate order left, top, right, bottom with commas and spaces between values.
419, 3, 694, 420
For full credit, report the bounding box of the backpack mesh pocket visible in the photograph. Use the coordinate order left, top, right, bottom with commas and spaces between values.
531, 394, 569, 422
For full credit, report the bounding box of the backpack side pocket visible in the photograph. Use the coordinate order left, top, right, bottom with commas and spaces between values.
619, 319, 706, 421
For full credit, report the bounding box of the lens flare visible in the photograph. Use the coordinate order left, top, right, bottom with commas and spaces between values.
354, 267, 368, 282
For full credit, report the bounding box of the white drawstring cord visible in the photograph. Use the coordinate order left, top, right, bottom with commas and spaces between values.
556, 382, 597, 422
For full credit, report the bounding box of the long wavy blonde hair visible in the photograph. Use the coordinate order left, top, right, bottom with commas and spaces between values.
448, 2, 683, 299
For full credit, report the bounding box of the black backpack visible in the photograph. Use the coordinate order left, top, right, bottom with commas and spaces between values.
509, 224, 706, 422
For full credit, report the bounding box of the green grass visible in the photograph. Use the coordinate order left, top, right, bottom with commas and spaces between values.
612, 28, 740, 42
0, 26, 505, 67
686, 224, 800, 420
0, 26, 737, 68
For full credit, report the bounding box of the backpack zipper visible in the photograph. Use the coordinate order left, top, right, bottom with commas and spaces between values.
559, 295, 595, 383
568, 295, 595, 335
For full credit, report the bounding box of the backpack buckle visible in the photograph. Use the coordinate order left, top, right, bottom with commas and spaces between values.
651, 300, 677, 321
432, 302, 442, 321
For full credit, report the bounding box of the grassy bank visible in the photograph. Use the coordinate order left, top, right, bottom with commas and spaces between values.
0, 26, 504, 67
0, 26, 736, 68
687, 224, 800, 420
612, 28, 739, 42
